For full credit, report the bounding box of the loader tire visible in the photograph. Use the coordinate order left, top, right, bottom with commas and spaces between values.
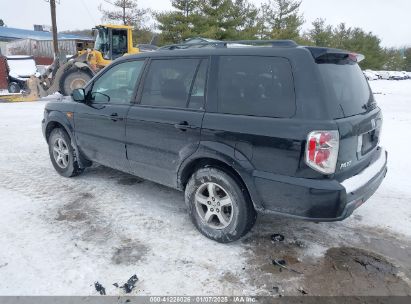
8, 82, 21, 93
60, 68, 92, 96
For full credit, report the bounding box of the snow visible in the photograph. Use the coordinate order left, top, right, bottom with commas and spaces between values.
6, 56, 37, 78
0, 80, 410, 295
346, 80, 411, 237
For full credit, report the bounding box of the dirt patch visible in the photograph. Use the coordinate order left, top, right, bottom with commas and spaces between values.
241, 216, 411, 296
55, 192, 94, 222
301, 247, 410, 296
117, 176, 144, 186
111, 239, 149, 265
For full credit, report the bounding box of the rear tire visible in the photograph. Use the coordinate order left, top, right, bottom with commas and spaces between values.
48, 128, 84, 177
185, 168, 257, 243
60, 68, 92, 96
8, 82, 21, 93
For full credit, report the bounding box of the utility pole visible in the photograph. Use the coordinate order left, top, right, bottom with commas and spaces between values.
49, 0, 59, 57
123, 0, 126, 25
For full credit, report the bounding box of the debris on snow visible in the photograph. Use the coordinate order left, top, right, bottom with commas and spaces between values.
271, 233, 285, 242
114, 274, 139, 293
272, 259, 303, 275
94, 281, 106, 295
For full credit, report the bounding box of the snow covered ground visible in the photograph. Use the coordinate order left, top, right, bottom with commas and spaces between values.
0, 80, 410, 296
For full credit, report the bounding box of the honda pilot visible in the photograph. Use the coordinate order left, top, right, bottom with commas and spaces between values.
42, 40, 387, 243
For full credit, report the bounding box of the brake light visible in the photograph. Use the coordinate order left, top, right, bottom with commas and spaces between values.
305, 130, 339, 174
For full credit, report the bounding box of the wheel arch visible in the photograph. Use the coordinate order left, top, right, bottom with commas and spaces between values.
45, 114, 73, 143
178, 153, 263, 210
45, 113, 90, 168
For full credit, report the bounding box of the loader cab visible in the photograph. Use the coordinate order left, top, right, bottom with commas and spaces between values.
93, 25, 138, 61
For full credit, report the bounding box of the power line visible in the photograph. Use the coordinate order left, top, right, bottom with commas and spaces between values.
102, 0, 115, 6
79, 0, 97, 24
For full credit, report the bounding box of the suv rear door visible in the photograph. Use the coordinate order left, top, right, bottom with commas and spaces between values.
313, 52, 382, 180
126, 57, 208, 187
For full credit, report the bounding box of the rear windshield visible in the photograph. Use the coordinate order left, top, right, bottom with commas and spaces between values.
318, 63, 374, 118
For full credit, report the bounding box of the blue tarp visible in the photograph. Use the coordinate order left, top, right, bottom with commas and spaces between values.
0, 26, 92, 41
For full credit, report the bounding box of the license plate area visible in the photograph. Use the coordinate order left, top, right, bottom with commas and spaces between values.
360, 129, 378, 156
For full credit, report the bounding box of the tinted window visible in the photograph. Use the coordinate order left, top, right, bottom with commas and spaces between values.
90, 60, 144, 104
318, 63, 372, 117
188, 59, 208, 110
141, 58, 200, 108
218, 56, 295, 118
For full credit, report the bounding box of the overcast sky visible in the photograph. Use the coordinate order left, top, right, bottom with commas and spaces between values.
0, 0, 410, 47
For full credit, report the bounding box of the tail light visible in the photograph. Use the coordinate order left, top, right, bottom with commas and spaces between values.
305, 130, 339, 174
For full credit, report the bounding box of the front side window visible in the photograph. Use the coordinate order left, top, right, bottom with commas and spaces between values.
217, 56, 296, 118
141, 58, 201, 108
90, 60, 144, 104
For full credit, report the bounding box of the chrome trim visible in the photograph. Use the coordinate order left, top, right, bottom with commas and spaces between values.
342, 147, 386, 194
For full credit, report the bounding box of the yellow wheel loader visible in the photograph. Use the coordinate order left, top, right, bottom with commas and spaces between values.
39, 24, 139, 97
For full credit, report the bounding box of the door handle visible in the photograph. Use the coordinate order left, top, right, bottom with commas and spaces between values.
174, 121, 194, 131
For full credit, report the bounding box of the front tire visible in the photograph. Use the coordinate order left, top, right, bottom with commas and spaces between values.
48, 128, 84, 177
185, 168, 256, 243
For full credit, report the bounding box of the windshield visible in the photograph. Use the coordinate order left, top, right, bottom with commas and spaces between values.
318, 63, 374, 118
94, 28, 110, 59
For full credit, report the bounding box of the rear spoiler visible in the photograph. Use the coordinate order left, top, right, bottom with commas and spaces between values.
305, 47, 365, 64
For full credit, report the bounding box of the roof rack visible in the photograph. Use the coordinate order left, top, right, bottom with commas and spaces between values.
159, 39, 298, 50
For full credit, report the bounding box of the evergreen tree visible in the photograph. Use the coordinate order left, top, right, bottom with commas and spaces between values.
99, 0, 149, 27
258, 0, 304, 40
307, 18, 333, 47
0, 19, 4, 27
196, 0, 258, 40
404, 48, 411, 72
156, 0, 200, 44
305, 20, 385, 70
156, 0, 258, 44
383, 48, 405, 71
330, 23, 385, 69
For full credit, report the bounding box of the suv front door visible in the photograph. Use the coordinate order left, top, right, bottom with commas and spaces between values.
74, 59, 145, 171
126, 58, 208, 187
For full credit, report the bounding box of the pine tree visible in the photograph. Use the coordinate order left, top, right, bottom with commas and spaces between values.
155, 0, 200, 44
156, 0, 258, 44
195, 0, 258, 40
307, 18, 333, 47
99, 0, 149, 27
383, 48, 405, 71
0, 19, 5, 27
404, 48, 411, 72
258, 0, 304, 40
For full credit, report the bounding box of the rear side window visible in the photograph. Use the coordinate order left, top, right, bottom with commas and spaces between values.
141, 58, 202, 108
217, 56, 295, 118
317, 63, 373, 117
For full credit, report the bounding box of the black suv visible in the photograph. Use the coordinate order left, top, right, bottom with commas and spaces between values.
42, 40, 387, 243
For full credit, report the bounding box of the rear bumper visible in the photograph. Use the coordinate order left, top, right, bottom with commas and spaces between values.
254, 147, 387, 221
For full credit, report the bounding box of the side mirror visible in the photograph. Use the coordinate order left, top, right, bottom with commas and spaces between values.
72, 88, 86, 102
